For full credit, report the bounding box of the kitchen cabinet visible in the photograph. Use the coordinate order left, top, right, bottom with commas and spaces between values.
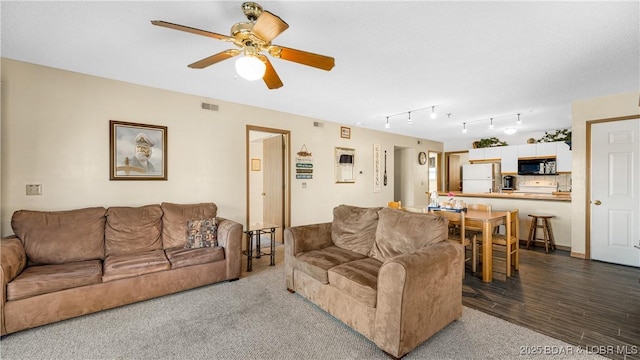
518, 143, 557, 158
517, 144, 537, 158
469, 141, 570, 174
469, 148, 485, 160
536, 142, 557, 157
501, 150, 518, 173
483, 147, 502, 160
469, 147, 502, 161
556, 141, 572, 172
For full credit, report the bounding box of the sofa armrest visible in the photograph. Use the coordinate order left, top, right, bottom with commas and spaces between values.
1, 236, 27, 335
284, 222, 332, 290
284, 222, 333, 256
373, 240, 464, 358
216, 218, 243, 280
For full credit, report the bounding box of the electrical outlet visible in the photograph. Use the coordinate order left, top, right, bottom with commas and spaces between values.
26, 184, 42, 196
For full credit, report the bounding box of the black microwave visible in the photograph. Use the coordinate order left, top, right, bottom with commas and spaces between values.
518, 158, 557, 175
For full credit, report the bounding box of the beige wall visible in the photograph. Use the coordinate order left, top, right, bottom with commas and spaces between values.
0, 59, 443, 236
571, 91, 640, 256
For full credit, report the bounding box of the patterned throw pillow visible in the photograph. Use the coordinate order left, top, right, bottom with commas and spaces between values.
185, 218, 218, 249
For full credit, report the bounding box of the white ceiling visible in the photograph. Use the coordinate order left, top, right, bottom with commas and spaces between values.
2, 1, 638, 144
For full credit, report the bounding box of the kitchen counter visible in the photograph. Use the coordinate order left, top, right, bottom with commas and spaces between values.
432, 191, 572, 248
438, 191, 571, 202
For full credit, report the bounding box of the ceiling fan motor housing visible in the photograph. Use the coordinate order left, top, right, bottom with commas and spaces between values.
241, 2, 263, 21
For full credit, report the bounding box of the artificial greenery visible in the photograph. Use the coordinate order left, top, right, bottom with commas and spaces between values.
473, 137, 508, 148
537, 128, 571, 143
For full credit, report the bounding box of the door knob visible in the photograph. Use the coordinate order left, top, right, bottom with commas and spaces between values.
261, 192, 266, 196
593, 200, 602, 205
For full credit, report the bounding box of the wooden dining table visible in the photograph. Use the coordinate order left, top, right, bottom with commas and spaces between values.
463, 209, 509, 282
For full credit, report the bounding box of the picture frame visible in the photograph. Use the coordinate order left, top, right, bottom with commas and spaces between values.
251, 158, 261, 171
340, 126, 351, 139
109, 120, 167, 180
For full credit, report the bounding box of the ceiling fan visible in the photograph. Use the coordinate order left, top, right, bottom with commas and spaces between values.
151, 2, 335, 89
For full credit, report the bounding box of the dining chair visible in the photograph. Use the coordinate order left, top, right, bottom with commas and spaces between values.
474, 209, 520, 277
429, 210, 476, 276
465, 203, 493, 236
466, 203, 492, 211
387, 201, 402, 209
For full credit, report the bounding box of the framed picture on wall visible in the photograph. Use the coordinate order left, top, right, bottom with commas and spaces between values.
340, 126, 351, 139
109, 120, 167, 180
251, 158, 261, 171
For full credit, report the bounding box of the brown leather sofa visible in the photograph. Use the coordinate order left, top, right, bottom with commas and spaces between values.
285, 205, 463, 358
0, 202, 242, 336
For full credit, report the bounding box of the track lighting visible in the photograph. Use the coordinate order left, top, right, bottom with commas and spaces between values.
459, 111, 530, 134
381, 104, 440, 128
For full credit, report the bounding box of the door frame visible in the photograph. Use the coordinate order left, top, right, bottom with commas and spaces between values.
444, 150, 468, 192
246, 125, 291, 233
585, 114, 640, 259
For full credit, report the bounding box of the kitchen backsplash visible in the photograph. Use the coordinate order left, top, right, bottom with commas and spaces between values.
512, 173, 572, 192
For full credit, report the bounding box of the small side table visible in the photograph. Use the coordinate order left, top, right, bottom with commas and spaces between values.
243, 223, 279, 272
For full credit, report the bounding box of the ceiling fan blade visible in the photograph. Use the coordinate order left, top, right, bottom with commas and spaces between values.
271, 46, 335, 71
251, 11, 289, 43
188, 49, 240, 69
259, 55, 283, 89
151, 20, 232, 42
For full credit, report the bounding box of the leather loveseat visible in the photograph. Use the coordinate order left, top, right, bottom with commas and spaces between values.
0, 202, 242, 336
285, 205, 463, 358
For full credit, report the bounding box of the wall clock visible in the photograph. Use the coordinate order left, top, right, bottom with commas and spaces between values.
418, 151, 427, 165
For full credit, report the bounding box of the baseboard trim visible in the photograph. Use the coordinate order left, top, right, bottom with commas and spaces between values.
570, 252, 586, 259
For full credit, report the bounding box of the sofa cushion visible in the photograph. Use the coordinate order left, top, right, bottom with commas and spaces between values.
6, 260, 102, 301
11, 207, 107, 265
105, 205, 163, 256
328, 257, 383, 308
293, 245, 367, 284
185, 218, 218, 249
161, 203, 217, 249
331, 205, 382, 256
369, 208, 448, 262
102, 250, 170, 282
165, 246, 225, 269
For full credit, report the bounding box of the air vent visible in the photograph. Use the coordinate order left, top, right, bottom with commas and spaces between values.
201, 102, 219, 111
313, 121, 323, 127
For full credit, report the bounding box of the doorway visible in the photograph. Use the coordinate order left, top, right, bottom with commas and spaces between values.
246, 126, 291, 243
445, 151, 469, 192
588, 116, 640, 266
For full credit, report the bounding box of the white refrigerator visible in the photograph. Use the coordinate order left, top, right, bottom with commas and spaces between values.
462, 163, 500, 193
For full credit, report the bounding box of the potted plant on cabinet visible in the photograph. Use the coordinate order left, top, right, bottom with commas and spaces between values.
537, 128, 571, 150
472, 137, 508, 148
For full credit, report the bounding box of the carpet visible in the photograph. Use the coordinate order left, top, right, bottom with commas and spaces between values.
0, 259, 604, 359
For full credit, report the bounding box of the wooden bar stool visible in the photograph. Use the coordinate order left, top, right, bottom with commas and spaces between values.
526, 214, 556, 253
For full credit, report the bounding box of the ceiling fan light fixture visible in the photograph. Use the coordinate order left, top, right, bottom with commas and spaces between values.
235, 55, 266, 81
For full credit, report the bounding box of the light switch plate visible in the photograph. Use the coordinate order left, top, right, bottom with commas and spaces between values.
26, 184, 42, 196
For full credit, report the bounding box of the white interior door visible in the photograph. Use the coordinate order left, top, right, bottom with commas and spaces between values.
590, 118, 640, 267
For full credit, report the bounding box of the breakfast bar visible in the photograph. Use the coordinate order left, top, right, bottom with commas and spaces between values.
436, 191, 572, 249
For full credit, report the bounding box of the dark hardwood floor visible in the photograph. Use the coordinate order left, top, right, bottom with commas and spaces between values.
463, 245, 640, 360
